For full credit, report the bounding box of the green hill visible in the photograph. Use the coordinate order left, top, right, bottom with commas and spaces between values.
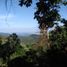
19, 34, 39, 45
0, 33, 39, 45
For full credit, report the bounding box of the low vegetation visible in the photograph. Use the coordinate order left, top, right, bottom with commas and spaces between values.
0, 23, 67, 67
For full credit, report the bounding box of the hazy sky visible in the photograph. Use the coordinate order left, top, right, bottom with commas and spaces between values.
0, 0, 67, 34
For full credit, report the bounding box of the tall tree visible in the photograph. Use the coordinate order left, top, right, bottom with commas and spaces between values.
19, 0, 67, 48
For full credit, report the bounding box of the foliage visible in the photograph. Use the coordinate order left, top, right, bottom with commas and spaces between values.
0, 37, 2, 45
49, 24, 67, 50
19, 0, 67, 29
0, 33, 20, 63
19, 0, 32, 7
7, 46, 67, 67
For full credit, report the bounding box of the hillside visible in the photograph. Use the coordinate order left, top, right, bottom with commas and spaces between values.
0, 33, 9, 37
19, 34, 39, 45
0, 33, 39, 45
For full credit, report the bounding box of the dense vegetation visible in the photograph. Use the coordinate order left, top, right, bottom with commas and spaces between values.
0, 23, 67, 67
0, 0, 67, 67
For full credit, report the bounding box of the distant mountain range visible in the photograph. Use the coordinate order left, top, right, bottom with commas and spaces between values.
0, 32, 9, 37
17, 33, 31, 36
0, 32, 31, 36
0, 32, 39, 45
0, 32, 39, 36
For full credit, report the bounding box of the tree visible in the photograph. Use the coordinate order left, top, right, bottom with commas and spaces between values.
0, 37, 2, 45
49, 23, 67, 51
6, 33, 20, 58
5, 0, 67, 48
19, 0, 67, 49
0, 33, 20, 64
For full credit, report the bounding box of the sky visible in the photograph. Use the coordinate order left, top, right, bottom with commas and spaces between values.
0, 0, 67, 34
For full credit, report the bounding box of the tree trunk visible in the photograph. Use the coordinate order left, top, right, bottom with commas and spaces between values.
37, 25, 50, 49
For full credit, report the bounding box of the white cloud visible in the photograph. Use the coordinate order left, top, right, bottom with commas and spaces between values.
0, 14, 15, 20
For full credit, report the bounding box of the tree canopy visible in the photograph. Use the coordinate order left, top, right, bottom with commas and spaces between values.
18, 0, 67, 47
19, 0, 67, 29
